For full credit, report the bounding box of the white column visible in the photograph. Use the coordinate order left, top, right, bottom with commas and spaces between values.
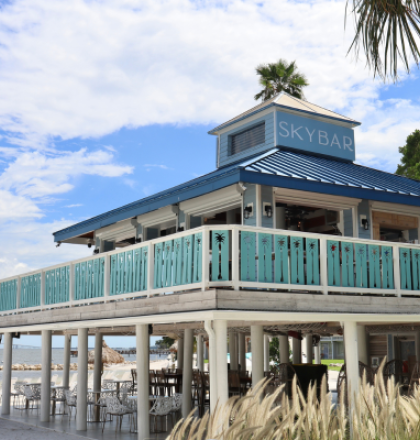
93, 332, 102, 392
214, 320, 228, 406
305, 334, 313, 364
1, 333, 12, 415
344, 321, 359, 410
41, 330, 52, 422
357, 325, 369, 365
76, 328, 88, 431
205, 321, 218, 413
279, 335, 289, 364
182, 329, 193, 417
136, 324, 150, 440
251, 325, 264, 387
229, 330, 238, 371
197, 335, 204, 371
238, 332, 246, 372
314, 344, 321, 364
177, 336, 184, 369
292, 337, 302, 364
63, 334, 71, 389
264, 335, 270, 371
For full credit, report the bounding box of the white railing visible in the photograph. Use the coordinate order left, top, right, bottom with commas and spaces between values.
1, 224, 420, 316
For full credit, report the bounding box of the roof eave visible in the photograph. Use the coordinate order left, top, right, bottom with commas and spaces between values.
53, 168, 243, 243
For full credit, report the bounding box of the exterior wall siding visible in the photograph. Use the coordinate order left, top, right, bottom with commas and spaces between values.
261, 185, 274, 229
218, 114, 275, 168
243, 184, 257, 227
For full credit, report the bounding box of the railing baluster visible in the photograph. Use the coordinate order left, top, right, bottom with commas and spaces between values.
319, 238, 328, 295
232, 227, 239, 289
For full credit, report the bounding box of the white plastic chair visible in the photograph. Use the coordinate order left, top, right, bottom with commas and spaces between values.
12, 381, 27, 409
23, 384, 41, 410
149, 396, 173, 433
65, 389, 77, 419
102, 396, 133, 433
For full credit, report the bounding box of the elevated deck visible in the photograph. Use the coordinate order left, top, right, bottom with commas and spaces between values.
1, 224, 420, 330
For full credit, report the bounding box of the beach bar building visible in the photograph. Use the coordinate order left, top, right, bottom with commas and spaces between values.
2, 94, 420, 438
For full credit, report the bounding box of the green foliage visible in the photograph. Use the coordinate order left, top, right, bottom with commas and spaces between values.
155, 336, 174, 349
396, 129, 420, 179
254, 59, 309, 102
346, 0, 420, 81
321, 359, 344, 371
269, 337, 291, 372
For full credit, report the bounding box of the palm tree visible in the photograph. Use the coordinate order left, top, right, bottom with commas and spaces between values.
254, 59, 309, 102
346, 0, 420, 81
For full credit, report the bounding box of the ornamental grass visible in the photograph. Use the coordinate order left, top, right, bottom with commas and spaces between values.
167, 364, 420, 440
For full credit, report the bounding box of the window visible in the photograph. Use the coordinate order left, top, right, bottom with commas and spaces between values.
229, 122, 265, 156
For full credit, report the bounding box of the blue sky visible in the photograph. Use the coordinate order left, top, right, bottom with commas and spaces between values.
1, 0, 420, 347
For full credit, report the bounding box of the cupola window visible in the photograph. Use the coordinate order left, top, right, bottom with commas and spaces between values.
229, 122, 265, 156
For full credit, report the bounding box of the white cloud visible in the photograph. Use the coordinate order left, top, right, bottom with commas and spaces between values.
0, 0, 412, 171
65, 203, 83, 208
144, 164, 171, 170
0, 149, 133, 199
0, 219, 91, 278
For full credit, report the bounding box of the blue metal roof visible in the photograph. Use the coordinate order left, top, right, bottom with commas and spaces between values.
245, 149, 420, 197
54, 148, 420, 242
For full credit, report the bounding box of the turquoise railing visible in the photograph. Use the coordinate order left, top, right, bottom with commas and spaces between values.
45, 266, 70, 305
3, 225, 420, 314
0, 279, 17, 311
154, 232, 203, 289
75, 258, 104, 300
21, 274, 41, 308
111, 247, 147, 295
240, 232, 319, 286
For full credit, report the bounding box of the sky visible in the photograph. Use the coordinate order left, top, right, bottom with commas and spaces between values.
1, 0, 420, 347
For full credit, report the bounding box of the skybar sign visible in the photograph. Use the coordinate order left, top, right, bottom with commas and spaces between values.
275, 111, 356, 161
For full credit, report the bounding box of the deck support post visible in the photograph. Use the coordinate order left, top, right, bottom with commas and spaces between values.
214, 320, 228, 407
63, 334, 71, 389
314, 343, 321, 364
204, 321, 217, 413
197, 334, 204, 371
264, 334, 270, 371
238, 332, 246, 372
251, 325, 264, 387
41, 329, 52, 422
177, 335, 184, 369
136, 324, 150, 440
182, 329, 193, 417
305, 334, 313, 364
357, 325, 368, 365
279, 335, 289, 364
93, 332, 102, 393
76, 327, 88, 431
344, 321, 359, 428
292, 337, 302, 364
1, 332, 12, 415
229, 330, 238, 371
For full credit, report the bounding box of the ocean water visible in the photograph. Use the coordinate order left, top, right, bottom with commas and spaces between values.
0, 348, 170, 383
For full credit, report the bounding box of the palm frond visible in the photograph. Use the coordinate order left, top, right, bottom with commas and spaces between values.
346, 0, 420, 81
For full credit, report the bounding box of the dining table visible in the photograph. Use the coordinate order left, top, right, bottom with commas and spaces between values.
107, 379, 133, 395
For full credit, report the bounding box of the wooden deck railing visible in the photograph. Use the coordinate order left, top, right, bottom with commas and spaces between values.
1, 225, 420, 315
